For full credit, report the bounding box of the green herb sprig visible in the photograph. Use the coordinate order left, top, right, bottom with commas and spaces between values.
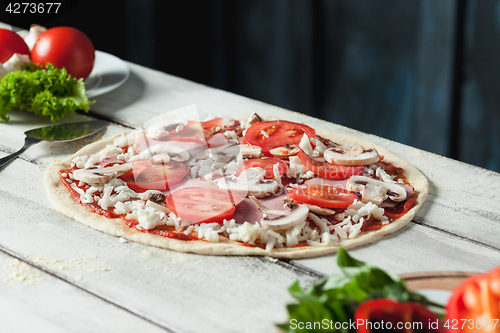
278, 248, 443, 333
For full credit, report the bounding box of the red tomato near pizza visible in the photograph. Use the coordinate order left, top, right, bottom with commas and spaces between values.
31, 27, 95, 79
0, 28, 30, 63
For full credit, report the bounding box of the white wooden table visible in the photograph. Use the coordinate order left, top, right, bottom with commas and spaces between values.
1, 57, 500, 332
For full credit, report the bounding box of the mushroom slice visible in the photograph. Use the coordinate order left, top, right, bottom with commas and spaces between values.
147, 119, 189, 139
324, 144, 380, 166
249, 196, 291, 216
216, 167, 278, 198
304, 204, 336, 216
269, 144, 300, 159
261, 204, 309, 231
73, 163, 133, 186
246, 112, 263, 127
346, 176, 407, 205
238, 144, 262, 159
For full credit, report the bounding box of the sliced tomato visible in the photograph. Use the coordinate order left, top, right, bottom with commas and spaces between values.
201, 117, 224, 134
298, 150, 364, 180
244, 120, 315, 156
288, 184, 358, 209
118, 159, 189, 192
166, 187, 242, 224
446, 267, 500, 331
355, 298, 443, 333
236, 157, 288, 179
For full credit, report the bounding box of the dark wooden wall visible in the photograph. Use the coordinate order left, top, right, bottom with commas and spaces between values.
11, 0, 499, 172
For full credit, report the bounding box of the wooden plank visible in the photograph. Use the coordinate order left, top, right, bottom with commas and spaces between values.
0, 158, 319, 333
0, 251, 168, 333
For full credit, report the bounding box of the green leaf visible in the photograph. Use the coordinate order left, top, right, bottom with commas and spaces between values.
0, 63, 94, 122
337, 248, 365, 270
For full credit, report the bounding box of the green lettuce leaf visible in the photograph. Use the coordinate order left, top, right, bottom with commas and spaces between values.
0, 63, 94, 122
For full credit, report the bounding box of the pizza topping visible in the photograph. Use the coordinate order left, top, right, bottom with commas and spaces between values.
304, 204, 336, 216
298, 150, 364, 180
299, 133, 314, 157
131, 144, 190, 163
236, 157, 287, 180
324, 144, 380, 166
147, 119, 189, 139
288, 184, 358, 209
238, 144, 262, 159
216, 167, 279, 198
244, 120, 316, 156
119, 159, 190, 191
346, 176, 407, 205
166, 187, 241, 225
60, 113, 419, 251
73, 163, 133, 186
286, 155, 315, 180
249, 196, 309, 231
246, 112, 263, 128
269, 144, 300, 159
310, 137, 328, 157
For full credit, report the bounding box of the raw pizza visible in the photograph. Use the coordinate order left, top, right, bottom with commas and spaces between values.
45, 111, 429, 259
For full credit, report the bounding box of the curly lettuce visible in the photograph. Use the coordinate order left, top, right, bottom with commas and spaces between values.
0, 63, 94, 122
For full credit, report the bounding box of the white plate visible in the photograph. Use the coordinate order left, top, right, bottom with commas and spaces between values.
85, 50, 130, 98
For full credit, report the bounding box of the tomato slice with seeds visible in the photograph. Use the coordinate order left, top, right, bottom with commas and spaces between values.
236, 157, 288, 179
118, 159, 189, 192
244, 120, 315, 156
166, 187, 242, 224
288, 184, 358, 209
298, 150, 364, 180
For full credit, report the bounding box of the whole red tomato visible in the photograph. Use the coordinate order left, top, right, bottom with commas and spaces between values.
31, 27, 95, 79
0, 29, 30, 63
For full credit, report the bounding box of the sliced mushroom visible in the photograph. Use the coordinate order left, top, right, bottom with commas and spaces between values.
249, 196, 291, 216
73, 163, 133, 185
261, 204, 309, 230
304, 204, 336, 216
346, 176, 407, 205
147, 119, 189, 139
246, 112, 263, 127
269, 144, 300, 159
238, 144, 262, 159
216, 167, 278, 198
324, 144, 380, 166
139, 190, 166, 203
2, 53, 30, 73
133, 144, 190, 162
23, 24, 47, 50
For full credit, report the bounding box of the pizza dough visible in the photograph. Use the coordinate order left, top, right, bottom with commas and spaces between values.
44, 115, 429, 259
